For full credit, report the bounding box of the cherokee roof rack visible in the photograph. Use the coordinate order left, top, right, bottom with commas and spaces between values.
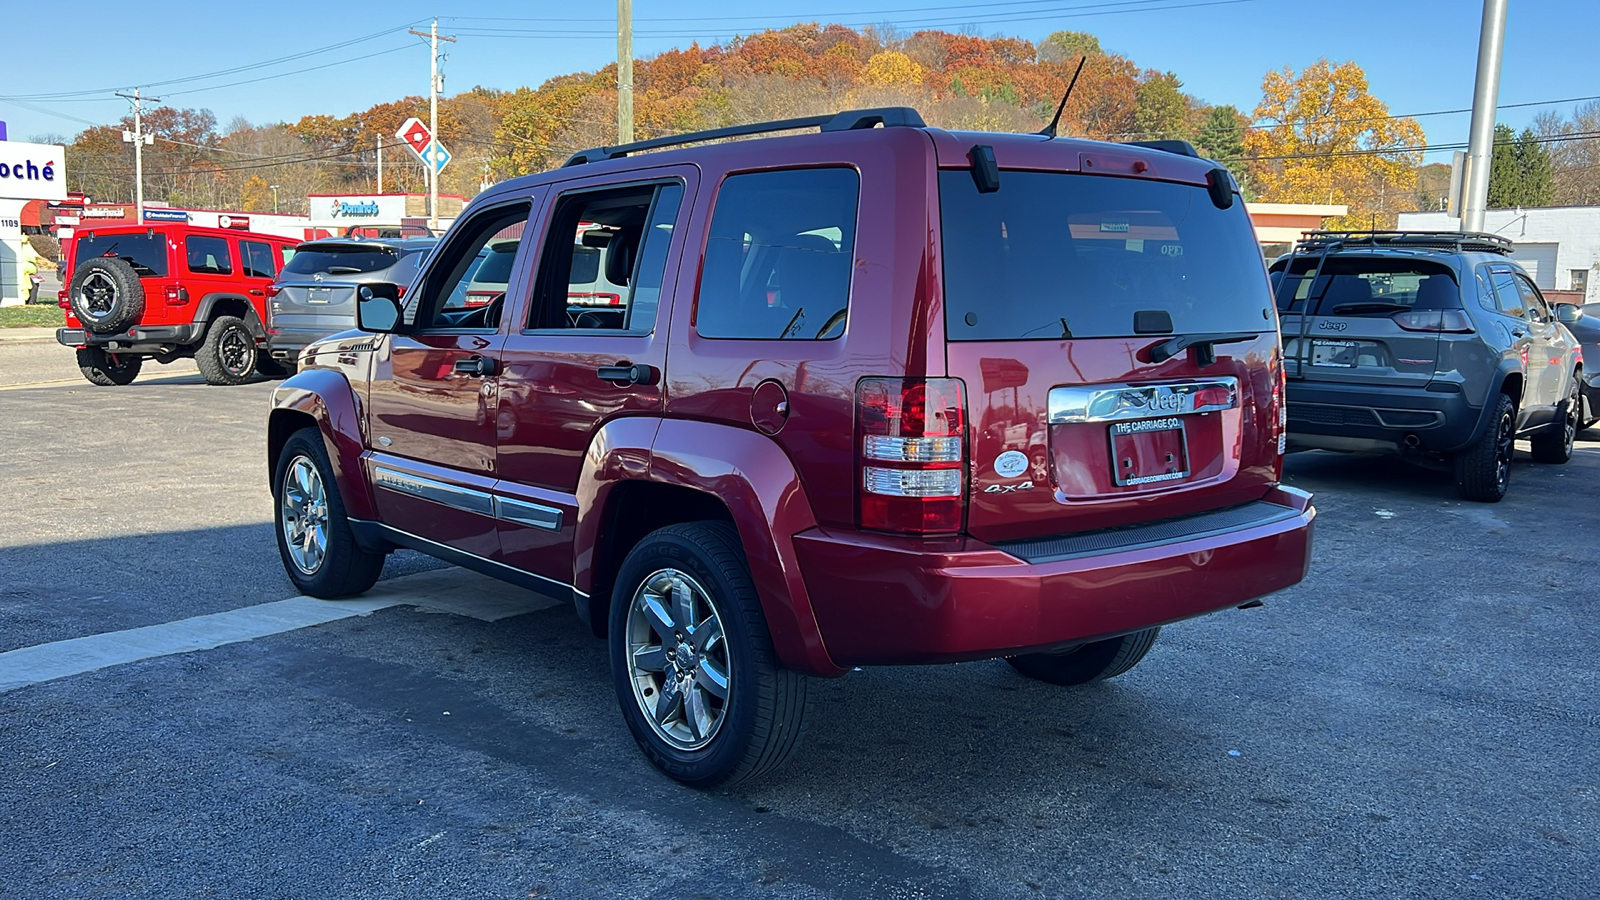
1294, 230, 1514, 255
564, 107, 927, 167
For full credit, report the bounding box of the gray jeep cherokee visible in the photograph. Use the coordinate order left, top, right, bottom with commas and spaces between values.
1271, 231, 1582, 502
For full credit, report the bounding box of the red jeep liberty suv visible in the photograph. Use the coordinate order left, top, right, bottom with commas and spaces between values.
267, 108, 1316, 787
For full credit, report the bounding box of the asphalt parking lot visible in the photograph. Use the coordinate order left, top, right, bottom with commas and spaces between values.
2, 338, 1596, 899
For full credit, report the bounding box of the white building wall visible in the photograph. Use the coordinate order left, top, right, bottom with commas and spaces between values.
1398, 207, 1600, 303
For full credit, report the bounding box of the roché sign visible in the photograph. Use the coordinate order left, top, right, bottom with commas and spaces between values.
0, 141, 67, 201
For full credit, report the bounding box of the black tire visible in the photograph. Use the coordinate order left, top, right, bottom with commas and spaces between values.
68, 257, 145, 334
255, 355, 293, 379
272, 427, 385, 597
1531, 377, 1579, 464
195, 315, 258, 385
608, 522, 807, 788
74, 346, 142, 386
1456, 392, 1516, 502
1005, 627, 1160, 686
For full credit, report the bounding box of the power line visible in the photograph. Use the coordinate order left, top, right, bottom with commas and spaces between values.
1223, 130, 1600, 163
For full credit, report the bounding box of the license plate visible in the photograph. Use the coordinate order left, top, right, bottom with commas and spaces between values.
307, 287, 333, 305
1310, 339, 1359, 367
1109, 417, 1188, 486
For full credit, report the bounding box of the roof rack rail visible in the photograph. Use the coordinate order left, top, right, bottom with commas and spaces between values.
564, 106, 927, 167
1294, 230, 1514, 255
1121, 139, 1200, 158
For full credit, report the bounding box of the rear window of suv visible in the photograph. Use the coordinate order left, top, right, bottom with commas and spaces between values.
74, 232, 168, 277
939, 171, 1270, 340
1271, 257, 1460, 316
281, 245, 400, 277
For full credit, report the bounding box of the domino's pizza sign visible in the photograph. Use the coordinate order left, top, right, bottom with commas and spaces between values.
0, 140, 66, 201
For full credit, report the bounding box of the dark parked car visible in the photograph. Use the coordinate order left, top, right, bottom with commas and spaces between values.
1272, 231, 1582, 502
1557, 303, 1598, 429
264, 237, 436, 370
266, 107, 1315, 787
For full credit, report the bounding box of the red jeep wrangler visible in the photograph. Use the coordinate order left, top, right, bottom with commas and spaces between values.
267, 108, 1316, 787
56, 222, 300, 385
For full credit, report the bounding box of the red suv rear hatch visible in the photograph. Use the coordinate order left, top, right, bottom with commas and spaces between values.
937, 166, 1284, 543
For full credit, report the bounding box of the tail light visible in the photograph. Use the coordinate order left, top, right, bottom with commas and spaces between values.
1270, 354, 1287, 459
396, 284, 408, 300
856, 378, 967, 534
265, 284, 281, 298
1392, 310, 1473, 333
57, 289, 70, 310
164, 284, 190, 306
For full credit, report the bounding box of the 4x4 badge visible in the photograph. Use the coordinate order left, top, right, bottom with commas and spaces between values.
984, 481, 1035, 493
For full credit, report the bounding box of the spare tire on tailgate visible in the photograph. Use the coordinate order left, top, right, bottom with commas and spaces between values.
69, 257, 145, 334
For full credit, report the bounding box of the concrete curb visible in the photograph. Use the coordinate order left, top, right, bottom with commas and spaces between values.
0, 327, 61, 344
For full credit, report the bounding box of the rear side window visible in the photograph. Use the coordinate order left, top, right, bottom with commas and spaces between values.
74, 232, 168, 277
696, 168, 859, 340
186, 236, 233, 275
1272, 258, 1460, 317
240, 240, 277, 279
281, 245, 399, 277
941, 170, 1269, 340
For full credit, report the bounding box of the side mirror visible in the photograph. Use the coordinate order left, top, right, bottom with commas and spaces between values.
1556, 304, 1581, 325
356, 283, 404, 333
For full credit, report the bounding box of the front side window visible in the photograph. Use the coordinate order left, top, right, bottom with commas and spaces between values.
410, 203, 530, 331
525, 181, 684, 333
1489, 269, 1525, 318
186, 236, 232, 275
696, 168, 859, 340
1515, 274, 1549, 323
240, 240, 277, 279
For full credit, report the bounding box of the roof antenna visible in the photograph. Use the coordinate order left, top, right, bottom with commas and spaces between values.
1039, 56, 1088, 139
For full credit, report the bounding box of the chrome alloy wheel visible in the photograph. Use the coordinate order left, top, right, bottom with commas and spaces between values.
625, 568, 731, 751
280, 455, 330, 575
77, 271, 118, 320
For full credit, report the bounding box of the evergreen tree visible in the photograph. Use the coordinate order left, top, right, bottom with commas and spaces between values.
1488, 124, 1556, 207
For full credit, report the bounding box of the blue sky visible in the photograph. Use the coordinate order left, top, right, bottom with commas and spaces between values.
3, 0, 1595, 162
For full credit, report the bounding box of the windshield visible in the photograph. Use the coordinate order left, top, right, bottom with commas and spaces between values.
939, 170, 1270, 340
74, 233, 168, 277
1271, 256, 1460, 316
280, 245, 399, 277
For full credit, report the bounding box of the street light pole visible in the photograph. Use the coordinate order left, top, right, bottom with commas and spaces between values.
1461, 0, 1508, 233
270, 184, 280, 214
116, 88, 157, 222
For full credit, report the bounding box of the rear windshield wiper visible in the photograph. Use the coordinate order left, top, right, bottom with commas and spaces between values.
1328, 302, 1411, 315
1148, 332, 1256, 366
325, 266, 364, 275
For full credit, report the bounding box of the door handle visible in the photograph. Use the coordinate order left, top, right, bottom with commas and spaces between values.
249, 289, 265, 296
453, 356, 497, 377
1511, 327, 1527, 338
596, 363, 658, 386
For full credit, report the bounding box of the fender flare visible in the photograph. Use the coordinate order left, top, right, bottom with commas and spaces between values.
267, 367, 376, 521
574, 417, 844, 677
1462, 361, 1525, 450
195, 292, 267, 339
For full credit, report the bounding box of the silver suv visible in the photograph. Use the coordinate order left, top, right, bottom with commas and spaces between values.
266, 237, 436, 369
1272, 231, 1582, 502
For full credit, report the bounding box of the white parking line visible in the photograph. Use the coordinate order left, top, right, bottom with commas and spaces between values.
0, 568, 561, 694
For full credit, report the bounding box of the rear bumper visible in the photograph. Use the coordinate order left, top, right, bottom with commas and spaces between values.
57, 324, 203, 351
267, 326, 342, 356
794, 486, 1315, 667
1285, 379, 1483, 452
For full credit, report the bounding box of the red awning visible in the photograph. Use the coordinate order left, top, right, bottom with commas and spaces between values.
20, 199, 44, 228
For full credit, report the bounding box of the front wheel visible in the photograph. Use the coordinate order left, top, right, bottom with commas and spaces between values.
273, 427, 385, 597
196, 316, 258, 385
1530, 378, 1579, 464
609, 522, 807, 788
1006, 627, 1160, 685
75, 347, 141, 386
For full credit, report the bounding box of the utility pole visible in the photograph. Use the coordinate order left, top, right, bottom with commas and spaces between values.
376, 136, 383, 193
1461, 0, 1508, 233
410, 19, 455, 232
115, 88, 157, 222
270, 184, 280, 214
618, 0, 633, 144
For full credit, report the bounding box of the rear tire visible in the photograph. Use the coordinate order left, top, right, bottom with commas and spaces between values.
196, 316, 258, 385
68, 257, 144, 334
1531, 379, 1579, 464
272, 427, 385, 597
1006, 627, 1160, 686
609, 522, 807, 788
1455, 393, 1515, 503
75, 347, 142, 386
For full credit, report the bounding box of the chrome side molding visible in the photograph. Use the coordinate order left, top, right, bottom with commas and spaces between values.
1048, 377, 1239, 424
374, 466, 563, 532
